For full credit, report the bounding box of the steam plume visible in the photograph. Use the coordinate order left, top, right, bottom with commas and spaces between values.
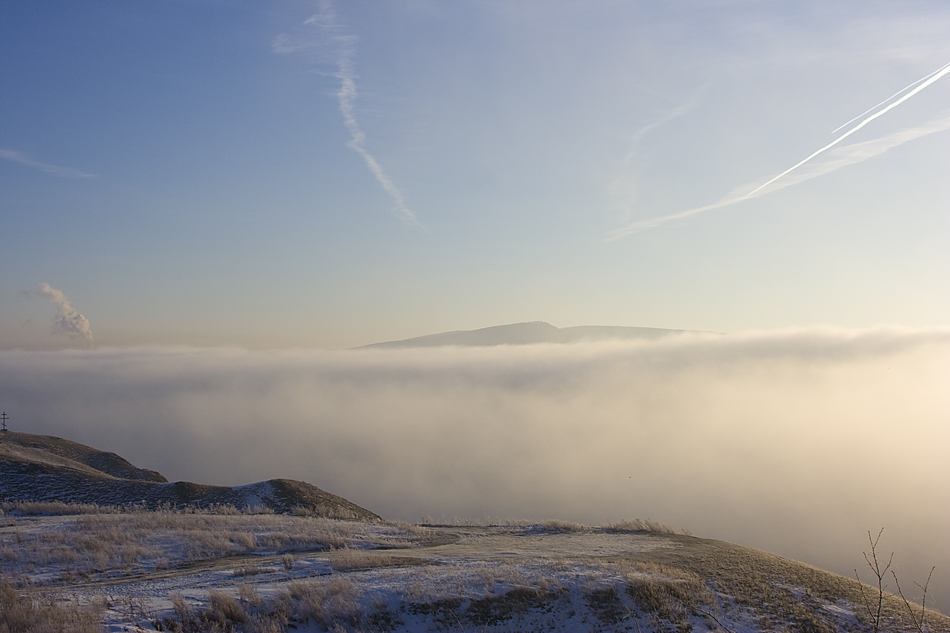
38, 283, 93, 341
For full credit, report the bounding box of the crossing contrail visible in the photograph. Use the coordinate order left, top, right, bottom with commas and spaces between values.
744, 60, 950, 199
608, 60, 950, 240
830, 60, 950, 134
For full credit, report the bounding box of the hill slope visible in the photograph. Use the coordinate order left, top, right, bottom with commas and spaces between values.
0, 431, 379, 520
361, 321, 700, 348
2, 519, 947, 632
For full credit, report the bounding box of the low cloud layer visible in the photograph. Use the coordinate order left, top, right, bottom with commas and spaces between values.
1, 329, 947, 609
37, 283, 93, 342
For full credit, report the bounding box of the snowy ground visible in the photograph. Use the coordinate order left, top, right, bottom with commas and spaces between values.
1, 510, 944, 633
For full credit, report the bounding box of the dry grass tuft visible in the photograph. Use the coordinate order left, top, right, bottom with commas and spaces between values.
538, 519, 589, 533
0, 577, 104, 633
328, 547, 398, 572
0, 507, 427, 586
603, 518, 679, 534
280, 577, 362, 626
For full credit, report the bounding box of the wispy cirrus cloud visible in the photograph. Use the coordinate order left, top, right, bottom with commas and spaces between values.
274, 2, 421, 228
608, 60, 950, 240
608, 87, 708, 223
0, 149, 97, 179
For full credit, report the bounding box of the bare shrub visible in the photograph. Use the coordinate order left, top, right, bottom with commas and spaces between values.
855, 528, 893, 633
894, 566, 935, 633
856, 528, 937, 633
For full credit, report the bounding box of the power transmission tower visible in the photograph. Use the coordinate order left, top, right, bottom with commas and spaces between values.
0, 412, 7, 432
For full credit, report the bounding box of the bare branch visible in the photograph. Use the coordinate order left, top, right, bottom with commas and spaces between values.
894, 566, 935, 633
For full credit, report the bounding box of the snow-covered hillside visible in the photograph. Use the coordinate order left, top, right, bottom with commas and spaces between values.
1, 508, 945, 633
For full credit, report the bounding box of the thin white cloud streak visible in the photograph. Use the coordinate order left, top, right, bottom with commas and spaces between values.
273, 3, 421, 227
335, 60, 421, 227
766, 112, 950, 190
608, 110, 950, 239
37, 283, 93, 342
0, 149, 97, 179
1, 328, 948, 608
744, 60, 950, 199
608, 88, 707, 223
830, 60, 950, 134
608, 61, 950, 240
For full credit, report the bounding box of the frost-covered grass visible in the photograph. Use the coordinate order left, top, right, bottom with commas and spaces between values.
2, 506, 947, 633
0, 508, 427, 587
1, 577, 104, 633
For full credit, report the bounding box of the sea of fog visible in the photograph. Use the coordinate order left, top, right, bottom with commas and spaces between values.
2, 327, 948, 611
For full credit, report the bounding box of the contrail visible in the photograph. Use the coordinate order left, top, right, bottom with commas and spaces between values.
830, 60, 950, 134
273, 2, 421, 227
0, 149, 96, 179
609, 88, 707, 222
744, 60, 950, 199
607, 61, 950, 241
334, 58, 421, 227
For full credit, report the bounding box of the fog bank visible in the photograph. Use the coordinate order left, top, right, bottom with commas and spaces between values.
1, 328, 948, 610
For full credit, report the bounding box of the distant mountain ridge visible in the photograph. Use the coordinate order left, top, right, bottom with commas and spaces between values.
362, 321, 701, 349
0, 431, 379, 520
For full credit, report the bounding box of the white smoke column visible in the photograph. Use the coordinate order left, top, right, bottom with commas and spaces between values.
38, 283, 93, 342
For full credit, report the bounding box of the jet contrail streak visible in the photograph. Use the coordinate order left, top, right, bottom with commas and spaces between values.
744, 60, 950, 199
607, 61, 950, 241
273, 1, 421, 228
830, 60, 950, 134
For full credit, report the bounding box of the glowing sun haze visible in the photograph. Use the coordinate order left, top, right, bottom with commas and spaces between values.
1, 329, 948, 607
2, 1, 950, 347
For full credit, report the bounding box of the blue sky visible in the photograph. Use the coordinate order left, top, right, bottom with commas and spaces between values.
3, 0, 949, 348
